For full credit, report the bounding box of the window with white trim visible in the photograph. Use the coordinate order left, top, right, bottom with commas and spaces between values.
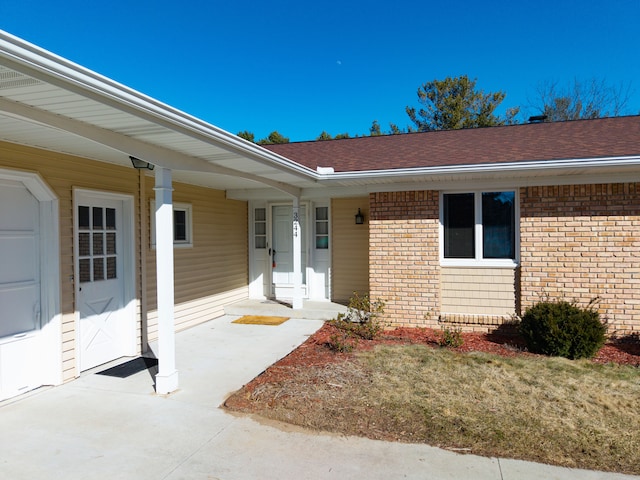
254, 208, 266, 249
150, 201, 193, 248
441, 191, 516, 264
315, 206, 329, 249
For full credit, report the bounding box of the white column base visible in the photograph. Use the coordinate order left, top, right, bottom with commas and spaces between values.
156, 370, 179, 395
292, 297, 303, 310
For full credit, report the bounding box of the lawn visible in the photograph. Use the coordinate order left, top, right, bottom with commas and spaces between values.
224, 324, 640, 475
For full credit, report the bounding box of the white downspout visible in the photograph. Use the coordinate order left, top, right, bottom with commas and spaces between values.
154, 167, 179, 394
292, 197, 303, 309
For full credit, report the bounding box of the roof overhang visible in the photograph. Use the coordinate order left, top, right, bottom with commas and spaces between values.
228, 155, 640, 200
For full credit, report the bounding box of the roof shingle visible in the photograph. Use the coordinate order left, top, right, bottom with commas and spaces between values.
263, 116, 640, 173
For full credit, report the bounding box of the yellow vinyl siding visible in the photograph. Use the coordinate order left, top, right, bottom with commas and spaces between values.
441, 267, 516, 316
146, 288, 248, 340
0, 141, 140, 382
144, 177, 248, 339
331, 197, 369, 303
0, 141, 251, 381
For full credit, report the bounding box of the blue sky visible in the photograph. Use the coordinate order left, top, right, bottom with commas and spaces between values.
1, 0, 639, 142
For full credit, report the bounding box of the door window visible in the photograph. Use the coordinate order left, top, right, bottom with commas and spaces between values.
315, 207, 329, 249
78, 206, 117, 282
254, 208, 267, 249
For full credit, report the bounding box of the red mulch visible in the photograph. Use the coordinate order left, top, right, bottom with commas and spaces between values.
233, 324, 639, 399
296, 323, 640, 365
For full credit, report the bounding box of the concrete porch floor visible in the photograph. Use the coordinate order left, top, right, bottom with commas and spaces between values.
224, 298, 348, 320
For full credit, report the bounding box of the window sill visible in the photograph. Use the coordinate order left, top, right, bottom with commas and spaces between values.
151, 242, 193, 250
440, 259, 518, 268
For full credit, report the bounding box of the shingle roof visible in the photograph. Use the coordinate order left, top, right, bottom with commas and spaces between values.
263, 116, 640, 173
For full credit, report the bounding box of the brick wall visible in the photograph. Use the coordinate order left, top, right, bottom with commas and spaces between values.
520, 183, 640, 336
369, 191, 440, 327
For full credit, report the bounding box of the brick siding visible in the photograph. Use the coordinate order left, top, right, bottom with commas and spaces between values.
369, 191, 440, 327
369, 185, 640, 336
520, 183, 640, 336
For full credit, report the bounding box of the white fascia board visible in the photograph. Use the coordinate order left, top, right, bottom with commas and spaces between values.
230, 157, 640, 200
362, 172, 640, 194
315, 156, 640, 182
0, 30, 316, 180
227, 184, 371, 201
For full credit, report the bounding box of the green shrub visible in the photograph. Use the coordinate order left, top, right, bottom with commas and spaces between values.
438, 326, 464, 348
329, 292, 386, 341
519, 299, 606, 359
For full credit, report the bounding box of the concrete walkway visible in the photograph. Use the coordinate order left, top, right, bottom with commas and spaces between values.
0, 311, 636, 480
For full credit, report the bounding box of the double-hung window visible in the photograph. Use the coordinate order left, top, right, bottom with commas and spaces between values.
441, 190, 517, 265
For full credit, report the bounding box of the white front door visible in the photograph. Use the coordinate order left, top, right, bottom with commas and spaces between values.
271, 205, 307, 299
0, 180, 41, 400
76, 194, 131, 371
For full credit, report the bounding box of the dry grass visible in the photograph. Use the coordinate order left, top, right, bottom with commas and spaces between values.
234, 345, 640, 474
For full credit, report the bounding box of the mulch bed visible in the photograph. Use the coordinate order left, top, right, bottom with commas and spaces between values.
224, 323, 639, 411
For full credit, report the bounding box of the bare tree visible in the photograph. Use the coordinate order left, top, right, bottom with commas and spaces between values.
528, 78, 633, 121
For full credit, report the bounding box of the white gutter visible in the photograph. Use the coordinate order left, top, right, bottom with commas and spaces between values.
313, 155, 640, 181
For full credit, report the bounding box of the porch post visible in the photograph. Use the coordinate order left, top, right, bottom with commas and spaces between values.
292, 197, 303, 309
154, 167, 179, 394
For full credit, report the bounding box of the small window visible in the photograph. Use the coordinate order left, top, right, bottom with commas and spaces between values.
150, 201, 193, 248
443, 193, 474, 258
442, 191, 516, 264
315, 206, 329, 249
173, 208, 188, 243
482, 192, 515, 259
254, 208, 266, 249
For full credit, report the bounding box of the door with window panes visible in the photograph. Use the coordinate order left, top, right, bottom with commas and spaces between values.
77, 196, 126, 370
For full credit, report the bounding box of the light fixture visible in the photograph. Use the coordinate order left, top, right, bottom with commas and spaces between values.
355, 208, 365, 225
129, 156, 154, 170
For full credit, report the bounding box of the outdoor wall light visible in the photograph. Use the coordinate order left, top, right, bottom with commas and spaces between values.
129, 156, 155, 170
355, 208, 365, 225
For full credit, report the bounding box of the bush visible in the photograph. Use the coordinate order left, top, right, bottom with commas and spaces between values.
519, 299, 606, 359
438, 326, 464, 348
329, 292, 386, 341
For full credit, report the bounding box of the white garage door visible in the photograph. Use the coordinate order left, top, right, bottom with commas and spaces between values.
0, 180, 41, 400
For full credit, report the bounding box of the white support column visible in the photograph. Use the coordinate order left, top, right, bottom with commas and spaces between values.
292, 197, 303, 309
154, 167, 179, 394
